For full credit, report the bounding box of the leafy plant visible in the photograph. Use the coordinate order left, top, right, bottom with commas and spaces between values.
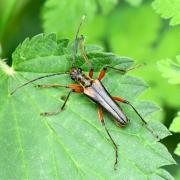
158, 58, 180, 157
153, 0, 180, 158
170, 112, 180, 156
152, 0, 180, 26
0, 33, 175, 179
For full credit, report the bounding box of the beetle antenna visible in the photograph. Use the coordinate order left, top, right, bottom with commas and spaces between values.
72, 15, 86, 67
11, 72, 69, 95
80, 35, 92, 68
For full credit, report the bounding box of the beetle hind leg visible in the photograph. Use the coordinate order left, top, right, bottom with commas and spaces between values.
98, 106, 118, 170
113, 96, 159, 140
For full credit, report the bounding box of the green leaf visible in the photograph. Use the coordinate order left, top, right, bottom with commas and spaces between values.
170, 112, 180, 133
41, 0, 117, 39
169, 112, 180, 156
157, 56, 180, 84
152, 0, 180, 26
174, 144, 180, 156
141, 27, 180, 109
0, 33, 175, 179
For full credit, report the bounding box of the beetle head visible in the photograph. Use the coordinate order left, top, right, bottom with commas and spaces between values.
70, 67, 82, 80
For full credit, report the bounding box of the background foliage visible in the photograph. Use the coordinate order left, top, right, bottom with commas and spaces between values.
0, 0, 180, 179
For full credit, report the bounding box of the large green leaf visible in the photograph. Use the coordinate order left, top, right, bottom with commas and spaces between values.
0, 33, 175, 179
152, 0, 180, 26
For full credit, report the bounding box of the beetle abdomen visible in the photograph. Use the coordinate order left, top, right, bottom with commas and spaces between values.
84, 79, 128, 126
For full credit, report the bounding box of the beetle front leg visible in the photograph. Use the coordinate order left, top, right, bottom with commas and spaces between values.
98, 66, 128, 81
98, 106, 118, 170
113, 96, 159, 139
98, 64, 144, 81
98, 67, 107, 81
40, 84, 84, 116
89, 68, 94, 78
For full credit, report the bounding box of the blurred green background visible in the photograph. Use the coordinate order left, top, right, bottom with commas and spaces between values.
0, 0, 180, 178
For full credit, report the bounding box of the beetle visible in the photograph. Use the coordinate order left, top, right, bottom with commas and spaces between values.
11, 16, 159, 170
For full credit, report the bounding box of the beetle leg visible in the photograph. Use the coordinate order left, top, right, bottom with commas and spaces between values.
98, 106, 118, 170
113, 96, 159, 139
106, 64, 145, 74
41, 90, 73, 116
105, 66, 126, 74
89, 68, 94, 78
98, 64, 144, 81
68, 84, 84, 93
36, 83, 84, 93
40, 84, 83, 116
98, 66, 127, 81
98, 67, 107, 80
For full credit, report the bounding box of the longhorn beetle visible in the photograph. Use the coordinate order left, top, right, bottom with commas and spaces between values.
11, 16, 159, 170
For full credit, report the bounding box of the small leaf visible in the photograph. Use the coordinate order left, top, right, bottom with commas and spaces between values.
169, 112, 180, 156
157, 56, 180, 84
0, 33, 175, 179
152, 0, 180, 26
170, 112, 180, 133
174, 144, 180, 156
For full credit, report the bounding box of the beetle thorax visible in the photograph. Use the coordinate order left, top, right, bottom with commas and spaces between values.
70, 67, 92, 87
